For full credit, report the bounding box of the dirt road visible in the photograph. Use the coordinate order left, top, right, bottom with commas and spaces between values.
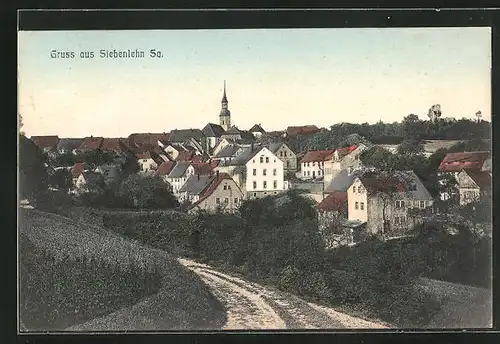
178, 258, 388, 330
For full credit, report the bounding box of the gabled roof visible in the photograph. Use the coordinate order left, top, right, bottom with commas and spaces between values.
223, 126, 241, 135
463, 170, 491, 190
135, 151, 164, 165
57, 138, 84, 151
286, 125, 320, 137
334, 145, 358, 159
71, 162, 86, 178
266, 131, 285, 137
176, 150, 196, 161
239, 130, 257, 143
168, 161, 192, 178
356, 170, 431, 200
191, 162, 212, 175
79, 137, 104, 150
301, 149, 336, 163
128, 133, 170, 146
249, 124, 266, 133
155, 161, 176, 176
318, 191, 348, 212
190, 173, 240, 209
169, 129, 205, 143
325, 168, 367, 193
438, 151, 490, 172
214, 144, 241, 159
202, 123, 226, 138
179, 174, 214, 195
30, 135, 59, 150
224, 144, 264, 166
100, 138, 130, 153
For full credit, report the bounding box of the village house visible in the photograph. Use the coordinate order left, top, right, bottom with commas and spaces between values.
73, 171, 104, 195
188, 172, 244, 213
347, 170, 434, 239
179, 174, 215, 204
135, 150, 165, 174
202, 123, 226, 153
30, 135, 60, 157
78, 136, 104, 152
154, 161, 176, 183
244, 145, 286, 199
267, 142, 298, 173
166, 161, 212, 198
221, 125, 243, 141
70, 162, 87, 187
169, 129, 205, 146
128, 133, 170, 148
160, 142, 188, 160
455, 169, 491, 206
212, 144, 242, 163
212, 137, 237, 157
317, 191, 351, 248
285, 125, 320, 138
299, 149, 336, 180
56, 138, 84, 155
438, 151, 491, 201
323, 144, 368, 187
249, 124, 266, 139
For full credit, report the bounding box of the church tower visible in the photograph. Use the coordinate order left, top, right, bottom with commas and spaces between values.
219, 80, 231, 131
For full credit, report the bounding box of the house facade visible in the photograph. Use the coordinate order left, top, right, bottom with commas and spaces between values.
249, 124, 266, 139
245, 146, 285, 199
189, 173, 244, 213
456, 169, 491, 205
323, 144, 367, 186
268, 143, 298, 172
299, 149, 336, 180
347, 171, 434, 238
136, 151, 164, 174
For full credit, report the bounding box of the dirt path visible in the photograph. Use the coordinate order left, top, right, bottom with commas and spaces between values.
178, 258, 388, 330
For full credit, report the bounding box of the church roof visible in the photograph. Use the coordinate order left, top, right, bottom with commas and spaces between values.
202, 123, 225, 138
169, 129, 205, 143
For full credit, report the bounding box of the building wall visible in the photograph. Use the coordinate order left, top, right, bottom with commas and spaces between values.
275, 145, 297, 172
347, 180, 368, 223
212, 139, 231, 157
139, 158, 158, 173
456, 170, 481, 205
193, 178, 244, 212
164, 146, 180, 160
300, 161, 324, 180
246, 148, 284, 195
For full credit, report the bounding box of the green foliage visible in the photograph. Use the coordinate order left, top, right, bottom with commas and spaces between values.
51, 152, 77, 167
48, 169, 73, 192
397, 138, 425, 156
19, 234, 162, 330
76, 150, 117, 169
447, 139, 491, 153
19, 135, 49, 204
115, 174, 179, 209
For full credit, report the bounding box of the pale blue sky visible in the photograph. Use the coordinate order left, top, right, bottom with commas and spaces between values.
18, 28, 491, 137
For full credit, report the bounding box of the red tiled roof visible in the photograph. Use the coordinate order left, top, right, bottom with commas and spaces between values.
318, 191, 348, 212
71, 162, 85, 178
176, 150, 195, 161
336, 145, 358, 159
155, 161, 176, 176
466, 170, 492, 190
100, 138, 130, 153
30, 135, 59, 150
79, 137, 104, 150
359, 175, 405, 194
301, 149, 336, 163
191, 162, 212, 175
210, 160, 220, 169
438, 151, 490, 172
286, 125, 320, 137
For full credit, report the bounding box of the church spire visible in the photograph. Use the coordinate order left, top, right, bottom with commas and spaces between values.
221, 80, 228, 103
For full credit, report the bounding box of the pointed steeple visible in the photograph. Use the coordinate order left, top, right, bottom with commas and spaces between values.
221, 80, 228, 103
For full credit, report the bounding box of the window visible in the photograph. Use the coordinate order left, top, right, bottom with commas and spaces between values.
260, 156, 264, 163
143, 159, 147, 163
224, 198, 229, 204
263, 169, 267, 176
223, 185, 227, 190
286, 161, 290, 168
360, 202, 364, 210
263, 181, 267, 189
419, 200, 425, 209
284, 152, 288, 157
353, 186, 357, 193
394, 216, 407, 225
318, 170, 322, 176
355, 202, 359, 210
313, 162, 316, 166
216, 198, 221, 204
280, 152, 283, 157
395, 200, 405, 208
274, 191, 278, 194
273, 180, 277, 189
273, 169, 277, 176
266, 157, 269, 163
307, 162, 310, 167
303, 171, 306, 176
253, 193, 257, 197
274, 159, 276, 162
253, 169, 256, 176
234, 198, 238, 204
253, 181, 257, 189
409, 184, 417, 191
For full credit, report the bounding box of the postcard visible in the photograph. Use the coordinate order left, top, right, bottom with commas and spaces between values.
18, 23, 492, 332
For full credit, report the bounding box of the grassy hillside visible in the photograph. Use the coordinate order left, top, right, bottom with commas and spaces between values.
18, 208, 227, 331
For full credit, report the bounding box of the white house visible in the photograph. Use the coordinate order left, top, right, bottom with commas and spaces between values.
299, 149, 335, 180
136, 151, 164, 174
245, 146, 285, 199
456, 169, 491, 206
323, 144, 368, 186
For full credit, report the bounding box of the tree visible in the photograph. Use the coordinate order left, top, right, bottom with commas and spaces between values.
48, 169, 73, 192
402, 114, 424, 139
116, 174, 179, 209
427, 104, 442, 123
121, 153, 140, 177
19, 135, 49, 204
76, 149, 117, 169
397, 138, 425, 156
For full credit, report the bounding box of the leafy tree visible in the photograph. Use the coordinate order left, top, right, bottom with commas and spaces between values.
48, 169, 73, 192
76, 150, 117, 169
121, 153, 140, 177
52, 152, 77, 167
397, 138, 425, 156
402, 114, 424, 139
19, 135, 49, 204
116, 174, 179, 209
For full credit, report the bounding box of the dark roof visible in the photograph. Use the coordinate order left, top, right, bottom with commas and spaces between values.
301, 149, 336, 163
214, 144, 241, 159
465, 170, 491, 189
190, 173, 239, 209
169, 129, 205, 143
176, 150, 196, 161
30, 135, 59, 150
155, 161, 176, 176
79, 137, 104, 150
135, 151, 164, 165
100, 138, 130, 153
128, 133, 170, 146
179, 174, 214, 195
266, 131, 285, 137
224, 126, 241, 135
224, 144, 263, 166
286, 125, 320, 137
239, 130, 257, 143
249, 124, 266, 133
191, 162, 212, 175
202, 123, 226, 137
57, 138, 84, 151
168, 161, 191, 178
439, 151, 490, 172
318, 191, 348, 212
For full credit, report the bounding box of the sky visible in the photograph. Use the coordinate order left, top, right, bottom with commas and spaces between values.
18, 28, 491, 138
